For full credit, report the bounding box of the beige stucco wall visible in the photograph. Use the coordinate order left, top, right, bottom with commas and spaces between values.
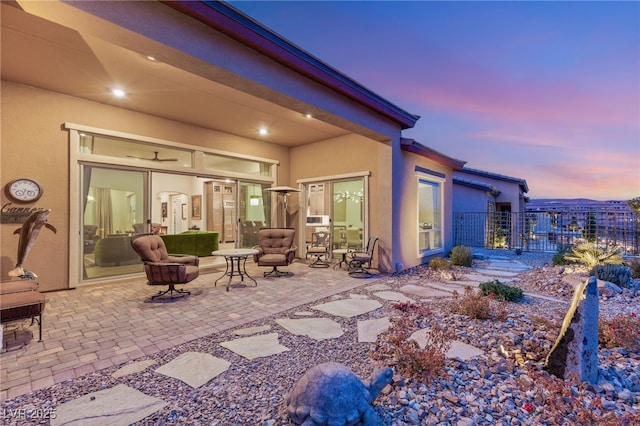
290, 134, 394, 272
0, 81, 290, 291
393, 146, 455, 271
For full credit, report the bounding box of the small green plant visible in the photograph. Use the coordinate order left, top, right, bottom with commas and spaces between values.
592, 264, 631, 287
370, 302, 453, 383
428, 257, 451, 270
479, 279, 524, 302
450, 245, 473, 267
598, 313, 640, 352
552, 248, 571, 265
563, 243, 623, 269
450, 287, 507, 321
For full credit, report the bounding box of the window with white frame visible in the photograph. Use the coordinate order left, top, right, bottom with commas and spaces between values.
417, 177, 442, 253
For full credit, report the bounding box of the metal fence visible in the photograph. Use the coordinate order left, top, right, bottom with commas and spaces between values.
453, 210, 639, 255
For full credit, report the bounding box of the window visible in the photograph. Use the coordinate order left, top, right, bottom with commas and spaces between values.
417, 178, 442, 254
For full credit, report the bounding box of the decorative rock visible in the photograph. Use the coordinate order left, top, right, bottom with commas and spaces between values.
545, 277, 599, 384
286, 362, 393, 426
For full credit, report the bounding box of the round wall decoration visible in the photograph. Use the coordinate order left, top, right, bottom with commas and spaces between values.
4, 178, 43, 204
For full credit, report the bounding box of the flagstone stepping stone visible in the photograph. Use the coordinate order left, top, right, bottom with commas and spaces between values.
366, 283, 392, 291
350, 293, 369, 299
112, 360, 156, 378
485, 260, 531, 271
220, 332, 289, 360
473, 268, 521, 277
464, 272, 515, 283
399, 284, 452, 298
276, 318, 344, 340
357, 317, 390, 342
234, 325, 270, 336
313, 298, 382, 318
155, 352, 230, 388
372, 291, 414, 303
52, 384, 166, 426
446, 341, 485, 360
294, 311, 315, 316
409, 329, 484, 361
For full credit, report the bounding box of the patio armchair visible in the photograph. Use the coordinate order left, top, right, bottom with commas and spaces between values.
306, 231, 331, 268
131, 235, 199, 300
253, 228, 297, 277
347, 236, 379, 277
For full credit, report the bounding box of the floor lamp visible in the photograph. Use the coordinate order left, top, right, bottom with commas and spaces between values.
264, 186, 301, 228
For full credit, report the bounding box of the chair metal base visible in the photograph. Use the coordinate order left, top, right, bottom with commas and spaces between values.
347, 260, 374, 278
150, 284, 191, 300
308, 255, 330, 268
263, 266, 292, 277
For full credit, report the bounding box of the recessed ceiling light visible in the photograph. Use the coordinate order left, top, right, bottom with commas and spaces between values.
111, 88, 126, 98
305, 113, 313, 119
147, 55, 156, 61
258, 128, 268, 136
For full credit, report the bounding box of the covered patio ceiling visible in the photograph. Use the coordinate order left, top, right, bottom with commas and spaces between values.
1, 1, 359, 148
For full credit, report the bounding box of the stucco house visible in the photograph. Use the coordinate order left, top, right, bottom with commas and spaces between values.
1, 1, 464, 291
453, 167, 529, 249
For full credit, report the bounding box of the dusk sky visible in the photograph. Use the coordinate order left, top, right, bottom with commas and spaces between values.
231, 1, 640, 201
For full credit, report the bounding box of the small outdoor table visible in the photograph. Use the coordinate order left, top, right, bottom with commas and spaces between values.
212, 248, 259, 291
332, 248, 349, 270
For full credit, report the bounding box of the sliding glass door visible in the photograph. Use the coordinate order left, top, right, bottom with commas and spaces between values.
331, 179, 365, 249
81, 166, 147, 280
238, 181, 272, 248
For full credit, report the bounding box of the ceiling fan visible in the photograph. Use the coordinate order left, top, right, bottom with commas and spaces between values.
127, 151, 178, 162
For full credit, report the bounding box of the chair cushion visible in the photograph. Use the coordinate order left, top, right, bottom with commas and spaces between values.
132, 235, 170, 262
144, 263, 199, 285
257, 253, 287, 266
258, 228, 295, 255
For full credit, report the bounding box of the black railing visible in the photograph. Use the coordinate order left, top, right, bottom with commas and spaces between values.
453, 210, 639, 255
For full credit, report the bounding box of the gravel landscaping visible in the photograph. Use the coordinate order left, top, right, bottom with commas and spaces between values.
1, 250, 639, 425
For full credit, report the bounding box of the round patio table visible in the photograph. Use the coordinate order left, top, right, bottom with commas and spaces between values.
212, 248, 259, 291
332, 248, 349, 270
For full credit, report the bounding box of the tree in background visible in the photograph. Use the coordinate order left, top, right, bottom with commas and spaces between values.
628, 197, 640, 214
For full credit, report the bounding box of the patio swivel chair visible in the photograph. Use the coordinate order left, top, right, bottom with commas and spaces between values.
253, 228, 297, 277
306, 231, 331, 268
131, 235, 199, 300
347, 236, 379, 277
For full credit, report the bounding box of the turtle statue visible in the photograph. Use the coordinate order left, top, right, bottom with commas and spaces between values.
286, 362, 393, 426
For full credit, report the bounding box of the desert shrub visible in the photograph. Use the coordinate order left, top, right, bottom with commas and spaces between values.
592, 264, 631, 287
479, 279, 524, 302
598, 313, 640, 352
428, 257, 451, 270
450, 245, 473, 267
625, 258, 640, 279
552, 248, 571, 265
563, 243, 623, 269
450, 287, 507, 321
370, 302, 453, 383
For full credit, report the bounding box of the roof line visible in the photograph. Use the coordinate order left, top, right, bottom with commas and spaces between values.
453, 176, 501, 196
400, 138, 466, 170
161, 1, 420, 129
459, 167, 529, 193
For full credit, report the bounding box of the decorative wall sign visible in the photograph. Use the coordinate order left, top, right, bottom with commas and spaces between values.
1, 203, 45, 224
161, 202, 168, 218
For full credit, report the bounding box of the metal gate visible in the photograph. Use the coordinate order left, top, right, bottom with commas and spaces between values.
453, 210, 639, 255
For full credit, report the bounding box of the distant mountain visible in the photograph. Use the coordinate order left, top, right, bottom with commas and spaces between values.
528, 198, 631, 212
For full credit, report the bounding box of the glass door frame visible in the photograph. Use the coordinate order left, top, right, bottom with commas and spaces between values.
296, 171, 370, 260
